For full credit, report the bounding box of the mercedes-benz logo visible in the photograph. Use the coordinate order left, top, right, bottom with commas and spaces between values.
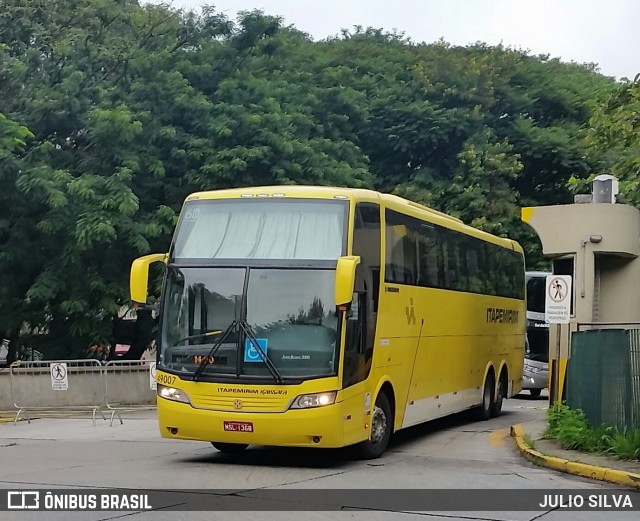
233, 400, 242, 410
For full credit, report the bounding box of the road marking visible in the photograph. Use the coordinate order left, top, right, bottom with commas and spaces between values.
489, 428, 510, 447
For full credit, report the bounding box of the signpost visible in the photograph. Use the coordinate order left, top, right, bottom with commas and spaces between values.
149, 362, 157, 391
545, 275, 572, 324
50, 362, 69, 391
545, 275, 572, 403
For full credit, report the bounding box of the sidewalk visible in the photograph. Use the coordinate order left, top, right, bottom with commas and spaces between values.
512, 418, 640, 489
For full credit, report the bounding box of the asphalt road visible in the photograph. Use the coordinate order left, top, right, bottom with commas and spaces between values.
0, 392, 637, 520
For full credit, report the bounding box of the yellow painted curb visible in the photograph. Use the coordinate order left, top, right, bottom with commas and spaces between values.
510, 424, 640, 490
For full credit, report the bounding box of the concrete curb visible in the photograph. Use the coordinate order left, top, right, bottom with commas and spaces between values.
0, 411, 16, 423
510, 424, 640, 490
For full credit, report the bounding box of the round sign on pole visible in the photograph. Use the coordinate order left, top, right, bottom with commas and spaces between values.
50, 362, 69, 391
548, 277, 568, 302
545, 275, 572, 324
149, 362, 157, 390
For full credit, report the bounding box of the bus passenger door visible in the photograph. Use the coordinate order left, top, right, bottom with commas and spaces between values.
343, 291, 367, 387
341, 202, 381, 445
341, 288, 371, 445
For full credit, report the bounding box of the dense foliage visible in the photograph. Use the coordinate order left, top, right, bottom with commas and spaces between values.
0, 0, 626, 359
579, 74, 640, 205
545, 403, 640, 460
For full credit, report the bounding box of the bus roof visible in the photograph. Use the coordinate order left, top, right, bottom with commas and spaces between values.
185, 185, 523, 254
186, 185, 379, 201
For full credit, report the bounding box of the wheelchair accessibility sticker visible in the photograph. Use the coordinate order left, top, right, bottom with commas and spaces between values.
244, 338, 268, 362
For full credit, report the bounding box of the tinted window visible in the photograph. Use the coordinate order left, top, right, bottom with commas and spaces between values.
526, 276, 547, 314
526, 320, 549, 362
384, 209, 524, 299
353, 203, 381, 311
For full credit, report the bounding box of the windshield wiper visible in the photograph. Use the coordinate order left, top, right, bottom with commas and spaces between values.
239, 321, 283, 385
193, 321, 237, 381
191, 320, 284, 384
172, 330, 222, 346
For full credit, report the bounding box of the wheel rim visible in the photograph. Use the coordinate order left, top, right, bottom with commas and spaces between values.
370, 405, 387, 444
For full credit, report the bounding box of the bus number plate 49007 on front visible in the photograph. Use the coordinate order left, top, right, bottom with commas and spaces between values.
223, 421, 253, 432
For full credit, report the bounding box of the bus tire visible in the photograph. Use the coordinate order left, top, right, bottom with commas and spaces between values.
211, 442, 248, 454
491, 372, 507, 418
475, 373, 494, 421
355, 392, 392, 459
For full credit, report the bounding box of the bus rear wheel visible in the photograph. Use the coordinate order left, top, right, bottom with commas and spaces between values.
211, 442, 248, 454
491, 373, 507, 418
475, 374, 494, 421
355, 392, 392, 460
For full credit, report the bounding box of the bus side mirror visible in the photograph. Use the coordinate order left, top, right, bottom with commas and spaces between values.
335, 256, 361, 307
130, 254, 167, 306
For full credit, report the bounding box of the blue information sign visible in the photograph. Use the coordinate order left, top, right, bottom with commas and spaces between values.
243, 338, 268, 363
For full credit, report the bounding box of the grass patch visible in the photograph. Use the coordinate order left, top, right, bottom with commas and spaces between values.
544, 403, 640, 461
522, 433, 536, 449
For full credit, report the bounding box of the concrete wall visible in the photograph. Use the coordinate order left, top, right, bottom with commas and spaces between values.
598, 256, 640, 323
0, 365, 156, 411
523, 203, 640, 325
522, 203, 640, 258
522, 201, 640, 364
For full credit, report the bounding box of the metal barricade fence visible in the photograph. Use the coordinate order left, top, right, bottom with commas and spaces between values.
104, 360, 157, 426
10, 359, 106, 426
568, 323, 640, 430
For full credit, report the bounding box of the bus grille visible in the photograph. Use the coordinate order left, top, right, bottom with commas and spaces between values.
189, 393, 290, 412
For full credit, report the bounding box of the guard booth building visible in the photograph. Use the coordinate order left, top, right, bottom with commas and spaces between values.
521, 175, 640, 424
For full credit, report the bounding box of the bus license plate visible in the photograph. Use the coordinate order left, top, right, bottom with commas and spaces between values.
223, 421, 253, 433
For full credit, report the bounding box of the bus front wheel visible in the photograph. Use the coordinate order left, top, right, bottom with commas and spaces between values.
211, 442, 248, 454
355, 392, 392, 459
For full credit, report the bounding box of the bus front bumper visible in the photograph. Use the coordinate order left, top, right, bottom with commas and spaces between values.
158, 398, 346, 448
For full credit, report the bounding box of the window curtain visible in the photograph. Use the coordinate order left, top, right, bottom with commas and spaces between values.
176, 206, 344, 260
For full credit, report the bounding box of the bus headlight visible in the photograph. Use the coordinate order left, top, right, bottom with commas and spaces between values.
158, 384, 191, 404
290, 391, 337, 409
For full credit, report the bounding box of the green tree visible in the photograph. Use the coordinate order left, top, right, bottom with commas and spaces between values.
0, 112, 36, 362
0, 3, 370, 357
310, 31, 612, 267
0, 2, 620, 357
583, 75, 640, 205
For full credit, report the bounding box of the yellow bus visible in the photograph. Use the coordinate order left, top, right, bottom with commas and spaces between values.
131, 186, 525, 458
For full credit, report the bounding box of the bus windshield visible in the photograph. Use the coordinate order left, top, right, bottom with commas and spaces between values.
172, 199, 347, 260
160, 267, 339, 379
525, 272, 550, 362
526, 319, 549, 362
